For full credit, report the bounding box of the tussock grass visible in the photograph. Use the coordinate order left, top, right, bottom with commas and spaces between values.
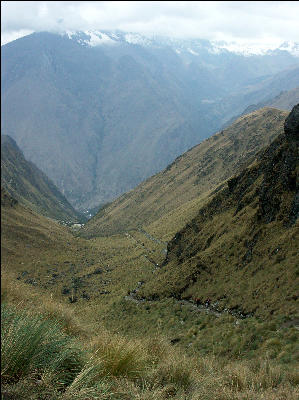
1, 304, 83, 386
1, 299, 299, 400
89, 333, 148, 380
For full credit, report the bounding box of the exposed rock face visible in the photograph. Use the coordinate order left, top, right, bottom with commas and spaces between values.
284, 103, 299, 142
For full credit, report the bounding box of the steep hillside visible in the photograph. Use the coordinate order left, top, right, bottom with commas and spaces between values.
2, 187, 299, 400
82, 108, 288, 237
1, 135, 83, 223
2, 31, 298, 210
139, 105, 299, 320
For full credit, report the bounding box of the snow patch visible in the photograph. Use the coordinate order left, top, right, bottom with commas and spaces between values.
201, 99, 216, 104
279, 41, 299, 57
188, 48, 199, 56
209, 39, 298, 57
84, 31, 116, 46
124, 33, 151, 46
65, 30, 76, 40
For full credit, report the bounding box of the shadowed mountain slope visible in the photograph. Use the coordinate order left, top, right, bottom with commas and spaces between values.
138, 105, 299, 319
1, 135, 83, 223
82, 108, 288, 237
0, 32, 216, 210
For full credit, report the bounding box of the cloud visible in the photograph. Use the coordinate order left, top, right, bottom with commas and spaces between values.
1, 1, 299, 46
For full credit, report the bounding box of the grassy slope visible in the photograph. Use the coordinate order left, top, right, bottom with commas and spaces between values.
83, 107, 287, 238
1, 188, 161, 315
2, 108, 299, 398
2, 193, 299, 400
1, 135, 83, 223
139, 111, 299, 320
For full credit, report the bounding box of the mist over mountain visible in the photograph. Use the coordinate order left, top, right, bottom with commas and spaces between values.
1, 30, 299, 210
222, 87, 299, 129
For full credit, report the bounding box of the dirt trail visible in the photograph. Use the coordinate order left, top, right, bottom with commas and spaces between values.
125, 231, 162, 268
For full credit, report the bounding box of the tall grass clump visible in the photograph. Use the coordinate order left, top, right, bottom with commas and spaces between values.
1, 303, 83, 387
90, 333, 148, 381
64, 361, 113, 399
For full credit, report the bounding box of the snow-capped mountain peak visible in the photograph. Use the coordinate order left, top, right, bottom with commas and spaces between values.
62, 30, 299, 59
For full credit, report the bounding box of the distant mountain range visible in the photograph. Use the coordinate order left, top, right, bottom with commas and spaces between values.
222, 87, 299, 128
62, 30, 299, 58
2, 30, 299, 210
1, 135, 83, 223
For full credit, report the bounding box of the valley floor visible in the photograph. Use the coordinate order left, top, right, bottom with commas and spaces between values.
1, 202, 299, 399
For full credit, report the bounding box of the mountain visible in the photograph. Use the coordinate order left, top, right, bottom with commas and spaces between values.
207, 64, 299, 128
247, 87, 299, 112
222, 87, 299, 129
2, 31, 299, 210
1, 135, 83, 223
138, 104, 299, 319
82, 107, 288, 238
2, 104, 298, 400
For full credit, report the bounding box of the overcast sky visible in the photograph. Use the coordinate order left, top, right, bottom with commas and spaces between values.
2, 1, 299, 48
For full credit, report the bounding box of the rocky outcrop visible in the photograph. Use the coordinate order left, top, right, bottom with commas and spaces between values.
284, 103, 299, 142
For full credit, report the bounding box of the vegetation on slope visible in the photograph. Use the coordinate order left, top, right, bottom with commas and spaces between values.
1, 135, 83, 223
83, 108, 288, 238
2, 32, 298, 210
139, 105, 299, 320
1, 107, 299, 399
2, 270, 299, 400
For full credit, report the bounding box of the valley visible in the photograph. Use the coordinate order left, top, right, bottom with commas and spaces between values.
1, 24, 299, 400
2, 105, 298, 399
2, 31, 299, 210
